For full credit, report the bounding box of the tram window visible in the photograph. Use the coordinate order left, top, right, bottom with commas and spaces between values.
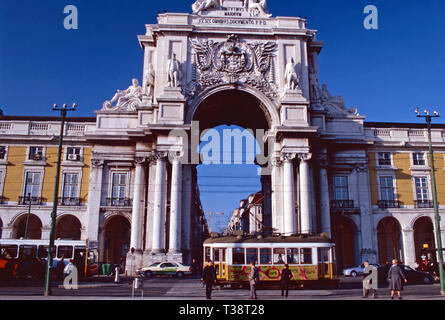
232, 248, 245, 265
205, 247, 211, 262
19, 245, 37, 258
246, 248, 258, 264
221, 248, 226, 262
318, 248, 329, 263
300, 248, 312, 264
260, 248, 272, 264
0, 245, 18, 258
286, 248, 299, 264
273, 248, 285, 264
57, 245, 73, 258
38, 246, 49, 259
213, 248, 220, 262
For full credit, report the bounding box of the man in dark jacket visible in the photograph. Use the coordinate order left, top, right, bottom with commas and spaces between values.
201, 260, 216, 299
280, 264, 293, 297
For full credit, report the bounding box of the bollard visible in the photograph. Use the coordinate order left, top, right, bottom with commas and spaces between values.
134, 277, 142, 289
114, 267, 120, 283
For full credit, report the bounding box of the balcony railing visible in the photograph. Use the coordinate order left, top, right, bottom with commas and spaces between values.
414, 200, 434, 208
58, 197, 81, 206
18, 196, 43, 205
331, 200, 355, 209
106, 198, 132, 207
378, 200, 402, 209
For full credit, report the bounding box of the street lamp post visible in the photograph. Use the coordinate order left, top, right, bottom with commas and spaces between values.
44, 103, 76, 297
24, 193, 32, 239
415, 107, 445, 296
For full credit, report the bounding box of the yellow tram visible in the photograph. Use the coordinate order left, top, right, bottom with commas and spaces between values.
203, 235, 338, 288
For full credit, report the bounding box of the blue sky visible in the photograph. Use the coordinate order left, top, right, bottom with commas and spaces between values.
1, 0, 444, 231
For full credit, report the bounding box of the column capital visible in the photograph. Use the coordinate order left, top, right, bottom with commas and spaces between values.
355, 163, 368, 172
298, 153, 312, 162
91, 159, 104, 168
271, 156, 283, 167
281, 153, 297, 163
149, 151, 168, 164
134, 157, 147, 166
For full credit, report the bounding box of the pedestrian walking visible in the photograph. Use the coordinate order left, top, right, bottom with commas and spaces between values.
201, 260, 216, 299
249, 261, 260, 300
388, 259, 407, 300
362, 260, 377, 298
280, 264, 293, 297
57, 255, 66, 281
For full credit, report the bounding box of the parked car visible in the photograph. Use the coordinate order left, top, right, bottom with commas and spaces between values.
136, 262, 192, 278
342, 263, 380, 277
377, 264, 435, 285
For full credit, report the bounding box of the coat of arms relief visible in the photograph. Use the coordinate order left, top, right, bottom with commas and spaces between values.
188, 34, 278, 100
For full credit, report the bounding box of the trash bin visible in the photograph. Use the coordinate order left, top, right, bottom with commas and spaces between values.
102, 263, 111, 275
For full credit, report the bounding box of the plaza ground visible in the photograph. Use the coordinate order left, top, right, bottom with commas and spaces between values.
0, 275, 444, 300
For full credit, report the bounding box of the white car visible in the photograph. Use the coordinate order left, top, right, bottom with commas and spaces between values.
136, 262, 192, 278
342, 263, 379, 277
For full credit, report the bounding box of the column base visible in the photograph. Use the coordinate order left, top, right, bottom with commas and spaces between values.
167, 252, 184, 263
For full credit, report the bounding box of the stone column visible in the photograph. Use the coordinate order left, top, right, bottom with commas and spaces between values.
299, 153, 312, 235
319, 156, 331, 237
169, 154, 182, 254
86, 159, 104, 242
130, 157, 146, 252
356, 164, 377, 263
271, 157, 283, 233
282, 153, 296, 235
401, 228, 416, 267
152, 152, 167, 254
181, 164, 192, 259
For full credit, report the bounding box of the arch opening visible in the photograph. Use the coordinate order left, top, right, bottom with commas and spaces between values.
331, 216, 358, 271
413, 216, 436, 263
102, 215, 130, 265
192, 89, 273, 236
377, 217, 403, 264
56, 215, 82, 240
12, 214, 42, 239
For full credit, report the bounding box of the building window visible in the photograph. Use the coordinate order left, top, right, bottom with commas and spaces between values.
24, 172, 41, 197
333, 176, 349, 200
414, 176, 429, 201
66, 147, 81, 161
413, 153, 426, 166
0, 146, 6, 160
111, 172, 127, 205
377, 152, 391, 166
61, 173, 79, 205
29, 147, 44, 160
380, 176, 395, 201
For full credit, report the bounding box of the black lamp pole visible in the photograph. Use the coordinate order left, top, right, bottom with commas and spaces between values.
415, 107, 445, 296
44, 103, 76, 297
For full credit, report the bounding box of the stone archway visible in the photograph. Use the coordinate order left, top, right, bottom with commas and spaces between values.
187, 85, 279, 130
102, 215, 131, 264
12, 213, 42, 239
190, 88, 274, 237
377, 217, 403, 264
413, 216, 436, 262
332, 216, 358, 271
56, 215, 82, 240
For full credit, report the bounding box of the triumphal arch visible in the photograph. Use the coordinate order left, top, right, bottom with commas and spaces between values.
87, 0, 374, 271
